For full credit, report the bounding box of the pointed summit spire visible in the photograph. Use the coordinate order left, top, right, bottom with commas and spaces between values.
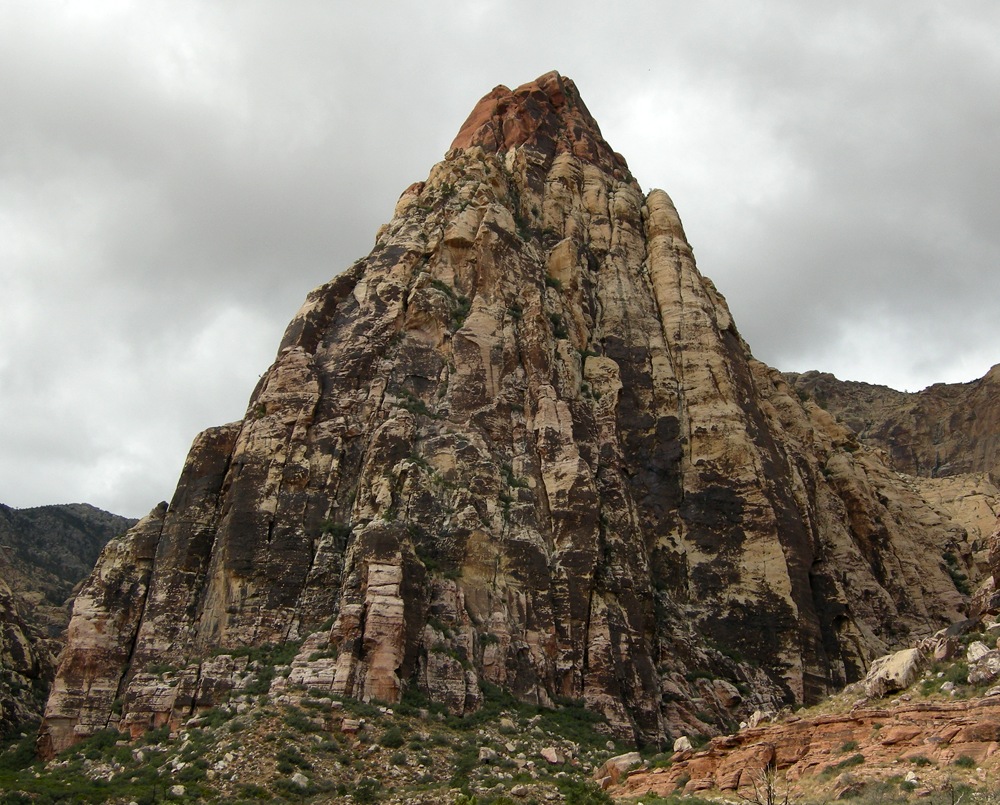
451, 71, 631, 179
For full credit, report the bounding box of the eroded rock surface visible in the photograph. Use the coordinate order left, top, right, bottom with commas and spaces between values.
614, 697, 1000, 798
785, 366, 1000, 480
40, 72, 973, 753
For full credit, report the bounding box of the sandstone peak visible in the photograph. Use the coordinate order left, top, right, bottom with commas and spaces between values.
40, 74, 974, 755
450, 71, 630, 180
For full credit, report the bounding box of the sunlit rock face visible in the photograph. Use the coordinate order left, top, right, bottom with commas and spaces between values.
39, 72, 969, 753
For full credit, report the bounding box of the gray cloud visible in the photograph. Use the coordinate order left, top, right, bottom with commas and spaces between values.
2, 1, 998, 516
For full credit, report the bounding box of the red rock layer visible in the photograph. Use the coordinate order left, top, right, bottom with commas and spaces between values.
615, 697, 1000, 798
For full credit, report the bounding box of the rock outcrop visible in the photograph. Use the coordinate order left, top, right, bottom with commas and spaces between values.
785, 366, 1000, 480
613, 696, 1000, 798
0, 502, 133, 735
39, 72, 973, 754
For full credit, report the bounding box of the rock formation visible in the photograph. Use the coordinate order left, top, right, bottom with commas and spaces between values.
39, 72, 974, 755
785, 366, 1000, 480
785, 370, 1000, 586
614, 616, 1000, 798
0, 502, 133, 734
613, 696, 1000, 799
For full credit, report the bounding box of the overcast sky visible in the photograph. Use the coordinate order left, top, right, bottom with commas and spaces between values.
2, 2, 998, 517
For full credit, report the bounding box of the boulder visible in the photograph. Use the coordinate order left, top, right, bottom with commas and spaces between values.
969, 651, 1000, 685
539, 747, 564, 765
968, 641, 991, 662
864, 649, 923, 698
594, 751, 641, 786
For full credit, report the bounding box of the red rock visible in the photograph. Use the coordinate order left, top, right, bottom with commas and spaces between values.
614, 697, 1000, 799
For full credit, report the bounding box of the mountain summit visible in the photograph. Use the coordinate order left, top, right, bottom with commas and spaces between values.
450, 71, 628, 179
40, 73, 970, 753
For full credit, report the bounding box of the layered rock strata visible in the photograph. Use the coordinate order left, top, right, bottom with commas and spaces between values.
40, 72, 971, 753
613, 696, 1000, 798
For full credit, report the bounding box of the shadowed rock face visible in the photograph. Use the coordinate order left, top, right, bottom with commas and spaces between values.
40, 72, 970, 753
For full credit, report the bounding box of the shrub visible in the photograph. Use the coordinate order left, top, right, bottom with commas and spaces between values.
548, 313, 569, 339
380, 726, 405, 749
74, 728, 123, 760
0, 731, 38, 772
953, 754, 976, 768
283, 707, 321, 734
352, 777, 381, 803
821, 753, 866, 779
943, 661, 969, 685
276, 746, 311, 770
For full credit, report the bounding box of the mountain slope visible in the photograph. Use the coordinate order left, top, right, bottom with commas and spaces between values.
39, 72, 972, 755
0, 503, 135, 636
0, 502, 133, 735
785, 365, 1000, 479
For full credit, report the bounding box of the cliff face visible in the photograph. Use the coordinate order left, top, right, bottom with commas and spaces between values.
39, 73, 971, 753
785, 366, 1000, 480
0, 503, 134, 734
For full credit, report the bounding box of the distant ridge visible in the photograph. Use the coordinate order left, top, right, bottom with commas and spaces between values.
0, 502, 135, 734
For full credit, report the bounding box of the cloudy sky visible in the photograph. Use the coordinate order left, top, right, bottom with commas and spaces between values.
2, 2, 998, 517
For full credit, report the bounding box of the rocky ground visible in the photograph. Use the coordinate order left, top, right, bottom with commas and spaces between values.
8, 622, 1000, 803
1, 653, 626, 803
612, 619, 1000, 804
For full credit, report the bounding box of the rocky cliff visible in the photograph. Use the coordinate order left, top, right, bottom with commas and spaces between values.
0, 503, 133, 735
785, 369, 1000, 581
785, 366, 1000, 480
39, 72, 973, 755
